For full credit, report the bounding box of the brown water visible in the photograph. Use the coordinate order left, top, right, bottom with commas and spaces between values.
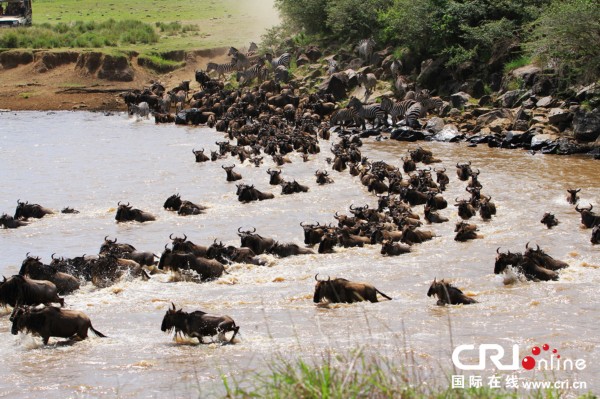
0, 111, 598, 397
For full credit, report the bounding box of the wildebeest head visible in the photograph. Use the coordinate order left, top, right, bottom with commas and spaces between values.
456, 161, 472, 181
494, 248, 522, 274
575, 204, 600, 228
164, 194, 183, 211
427, 278, 477, 305
540, 212, 559, 229
161, 303, 184, 333
567, 188, 581, 205
267, 168, 284, 185
192, 148, 209, 163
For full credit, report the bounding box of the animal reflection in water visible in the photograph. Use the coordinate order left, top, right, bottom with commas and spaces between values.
11, 306, 106, 345
161, 303, 240, 344
427, 278, 477, 306
313, 274, 392, 304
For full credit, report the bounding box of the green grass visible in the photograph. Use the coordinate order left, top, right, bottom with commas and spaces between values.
137, 52, 186, 73
221, 349, 596, 399
504, 56, 532, 74
20, 0, 278, 51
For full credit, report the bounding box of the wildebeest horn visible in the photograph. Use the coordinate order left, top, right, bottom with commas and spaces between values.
350, 204, 356, 210
315, 273, 320, 281
222, 165, 226, 169
51, 253, 56, 260
536, 244, 540, 251
251, 227, 256, 233
525, 242, 530, 249
456, 162, 460, 168
327, 276, 331, 282
182, 234, 187, 240
589, 204, 594, 211
300, 221, 306, 227
164, 244, 168, 250
575, 204, 581, 212
468, 161, 471, 165
576, 188, 581, 193
171, 302, 176, 310
26, 252, 30, 257
118, 201, 122, 206
238, 227, 243, 233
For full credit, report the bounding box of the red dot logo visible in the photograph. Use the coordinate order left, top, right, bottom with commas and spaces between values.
522, 356, 536, 370
543, 344, 550, 351
532, 346, 541, 355
552, 349, 557, 353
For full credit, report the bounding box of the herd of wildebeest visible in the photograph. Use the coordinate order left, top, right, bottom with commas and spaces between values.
1, 46, 599, 346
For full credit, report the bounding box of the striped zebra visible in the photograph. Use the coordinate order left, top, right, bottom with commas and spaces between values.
265, 52, 291, 69
420, 96, 444, 115
228, 47, 251, 70
330, 108, 361, 127
206, 61, 237, 79
380, 96, 417, 126
236, 64, 269, 86
327, 59, 339, 76
247, 42, 258, 55
357, 38, 376, 63
405, 102, 423, 128
348, 97, 387, 129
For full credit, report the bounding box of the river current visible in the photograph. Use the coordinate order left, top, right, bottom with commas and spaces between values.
0, 111, 598, 397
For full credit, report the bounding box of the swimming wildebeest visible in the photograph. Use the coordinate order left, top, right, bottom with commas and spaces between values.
380, 240, 411, 256
494, 247, 559, 281
161, 303, 239, 344
14, 200, 54, 220
192, 148, 210, 162
236, 184, 274, 203
0, 213, 28, 228
115, 202, 156, 223
427, 278, 477, 305
575, 204, 600, 228
592, 225, 600, 245
157, 248, 225, 281
567, 188, 581, 205
456, 161, 473, 181
237, 227, 275, 255
313, 274, 392, 304
540, 212, 559, 229
163, 194, 206, 216
223, 164, 243, 182
11, 306, 106, 345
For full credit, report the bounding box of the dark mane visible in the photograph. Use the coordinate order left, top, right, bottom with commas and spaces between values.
0, 275, 22, 307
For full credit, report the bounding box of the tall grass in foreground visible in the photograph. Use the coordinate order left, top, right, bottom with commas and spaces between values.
221, 348, 595, 399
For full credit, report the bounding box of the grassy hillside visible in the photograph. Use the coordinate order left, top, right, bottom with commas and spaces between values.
8, 0, 278, 50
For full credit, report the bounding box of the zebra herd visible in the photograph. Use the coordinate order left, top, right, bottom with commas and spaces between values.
205, 44, 291, 86
331, 89, 444, 130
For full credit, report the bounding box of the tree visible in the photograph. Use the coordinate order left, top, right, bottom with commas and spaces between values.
525, 0, 600, 83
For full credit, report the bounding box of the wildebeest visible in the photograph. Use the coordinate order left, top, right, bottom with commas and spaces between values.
300, 222, 327, 246
19, 255, 80, 294
401, 225, 435, 245
157, 248, 225, 281
268, 242, 315, 257
524, 242, 569, 271
236, 184, 274, 202
540, 212, 559, 229
454, 223, 482, 242
456, 161, 473, 181
455, 198, 476, 220
575, 204, 600, 228
567, 188, 581, 204
129, 101, 150, 119
170, 234, 208, 257
115, 202, 155, 223
424, 205, 448, 224
318, 231, 338, 254
313, 274, 392, 304
592, 225, 600, 245
14, 200, 54, 220
192, 148, 210, 162
380, 241, 411, 256
237, 227, 275, 255
281, 180, 309, 195
100, 236, 136, 256
478, 196, 496, 220
267, 168, 285, 185
11, 306, 106, 345
161, 303, 239, 344
494, 247, 559, 281
223, 164, 243, 182
163, 194, 206, 216
206, 240, 264, 266
60, 207, 79, 214
315, 170, 334, 185
0, 213, 28, 228
427, 278, 477, 305
434, 167, 449, 191
0, 275, 64, 312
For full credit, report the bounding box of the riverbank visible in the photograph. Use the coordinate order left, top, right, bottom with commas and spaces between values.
0, 48, 230, 111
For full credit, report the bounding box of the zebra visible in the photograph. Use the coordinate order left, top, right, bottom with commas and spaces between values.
206, 61, 237, 79
380, 96, 417, 126
265, 52, 291, 69
390, 59, 402, 77
420, 96, 444, 115
357, 72, 377, 101
327, 59, 339, 76
357, 38, 376, 63
274, 65, 290, 83
228, 47, 251, 71
236, 64, 269, 86
348, 97, 387, 129
330, 108, 361, 127
247, 42, 258, 56
405, 102, 423, 128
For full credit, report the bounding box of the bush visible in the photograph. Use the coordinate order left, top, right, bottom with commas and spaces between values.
525, 0, 600, 83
